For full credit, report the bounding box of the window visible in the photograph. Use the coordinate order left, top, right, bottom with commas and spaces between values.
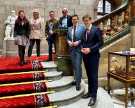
97, 0, 103, 13
97, 0, 111, 14
105, 1, 111, 13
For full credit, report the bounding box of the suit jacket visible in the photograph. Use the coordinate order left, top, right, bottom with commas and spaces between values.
67, 24, 85, 52
81, 25, 103, 53
30, 18, 43, 39
45, 19, 59, 37
59, 15, 72, 27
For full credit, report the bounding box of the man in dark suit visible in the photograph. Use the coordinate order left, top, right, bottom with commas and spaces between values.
59, 8, 72, 28
81, 15, 103, 106
45, 11, 59, 61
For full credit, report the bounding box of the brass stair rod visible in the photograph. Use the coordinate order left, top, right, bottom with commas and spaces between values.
0, 80, 52, 87
0, 91, 55, 99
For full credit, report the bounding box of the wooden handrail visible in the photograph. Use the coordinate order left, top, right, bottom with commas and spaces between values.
90, 0, 130, 47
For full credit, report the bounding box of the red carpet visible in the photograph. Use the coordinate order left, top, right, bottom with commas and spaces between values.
0, 94, 50, 108
0, 55, 51, 107
0, 82, 47, 97
0, 55, 48, 73
0, 72, 45, 84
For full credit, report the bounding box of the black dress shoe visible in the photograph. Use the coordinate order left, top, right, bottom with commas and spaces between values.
88, 97, 96, 106
76, 85, 81, 91
82, 93, 91, 99
72, 81, 76, 85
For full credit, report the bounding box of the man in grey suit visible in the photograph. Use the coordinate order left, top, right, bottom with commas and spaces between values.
67, 15, 85, 91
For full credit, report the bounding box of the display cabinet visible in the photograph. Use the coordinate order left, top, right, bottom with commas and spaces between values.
107, 51, 135, 108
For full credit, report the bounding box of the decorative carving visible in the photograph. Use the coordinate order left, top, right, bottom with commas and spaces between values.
35, 95, 46, 107
33, 72, 45, 81
32, 60, 41, 70
34, 82, 47, 92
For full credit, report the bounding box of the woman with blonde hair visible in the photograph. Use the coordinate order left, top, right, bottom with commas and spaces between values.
28, 9, 43, 57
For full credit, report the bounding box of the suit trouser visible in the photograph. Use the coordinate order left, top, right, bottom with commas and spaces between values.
83, 52, 100, 98
47, 36, 56, 60
70, 49, 82, 86
18, 45, 25, 63
28, 39, 40, 57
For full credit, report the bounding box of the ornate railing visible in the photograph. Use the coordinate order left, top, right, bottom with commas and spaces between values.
93, 0, 130, 47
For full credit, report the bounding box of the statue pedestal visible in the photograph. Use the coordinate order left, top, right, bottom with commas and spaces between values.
3, 37, 18, 56
56, 29, 73, 76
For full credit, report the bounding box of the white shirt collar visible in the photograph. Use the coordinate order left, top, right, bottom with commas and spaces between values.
73, 23, 79, 29
86, 24, 92, 31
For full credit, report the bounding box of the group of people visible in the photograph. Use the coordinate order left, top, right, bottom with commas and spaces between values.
14, 8, 71, 65
14, 9, 42, 65
13, 8, 103, 106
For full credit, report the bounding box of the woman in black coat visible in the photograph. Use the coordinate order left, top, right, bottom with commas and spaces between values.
14, 10, 31, 65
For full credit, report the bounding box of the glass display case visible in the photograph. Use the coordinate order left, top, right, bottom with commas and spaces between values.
108, 51, 135, 79
107, 51, 135, 108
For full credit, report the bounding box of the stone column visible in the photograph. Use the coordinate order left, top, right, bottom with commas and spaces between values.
130, 0, 135, 47
130, 0, 135, 17
130, 17, 135, 48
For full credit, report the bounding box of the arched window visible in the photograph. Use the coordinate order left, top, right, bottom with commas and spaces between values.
97, 0, 111, 18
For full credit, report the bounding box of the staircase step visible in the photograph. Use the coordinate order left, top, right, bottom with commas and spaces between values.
47, 76, 74, 91
41, 61, 57, 71
0, 76, 73, 97
46, 71, 62, 80
0, 71, 62, 84
59, 98, 89, 108
59, 88, 114, 108
48, 82, 85, 106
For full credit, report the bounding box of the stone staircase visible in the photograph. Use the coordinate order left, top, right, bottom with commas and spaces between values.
0, 58, 125, 108
41, 61, 85, 107
42, 61, 131, 108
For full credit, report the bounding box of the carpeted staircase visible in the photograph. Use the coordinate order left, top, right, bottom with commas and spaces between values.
0, 56, 130, 108
0, 57, 85, 108
0, 55, 48, 73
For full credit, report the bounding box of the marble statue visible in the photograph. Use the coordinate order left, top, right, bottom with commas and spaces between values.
4, 10, 17, 39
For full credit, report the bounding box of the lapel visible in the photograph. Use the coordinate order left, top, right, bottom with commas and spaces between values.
68, 27, 72, 39
61, 16, 68, 21
71, 25, 80, 39
85, 26, 95, 42
67, 15, 69, 21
